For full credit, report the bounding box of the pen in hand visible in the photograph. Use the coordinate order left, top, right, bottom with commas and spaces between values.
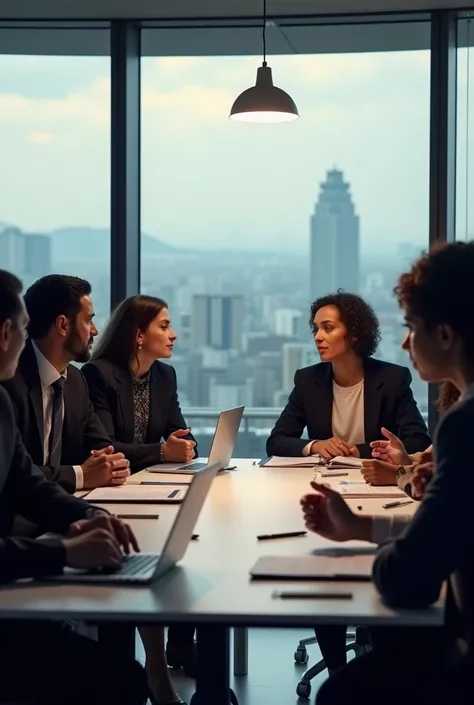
257, 531, 307, 541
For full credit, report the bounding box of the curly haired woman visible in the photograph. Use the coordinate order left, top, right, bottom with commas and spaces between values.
267, 291, 430, 461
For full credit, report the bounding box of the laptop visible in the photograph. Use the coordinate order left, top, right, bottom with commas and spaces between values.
154, 406, 245, 474
45, 461, 221, 585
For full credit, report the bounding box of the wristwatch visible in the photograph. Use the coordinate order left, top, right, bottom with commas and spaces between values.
396, 464, 407, 480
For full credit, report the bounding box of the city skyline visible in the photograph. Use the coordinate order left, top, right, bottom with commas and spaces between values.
0, 50, 432, 253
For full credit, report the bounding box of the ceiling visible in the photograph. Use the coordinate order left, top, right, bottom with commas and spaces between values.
0, 0, 473, 20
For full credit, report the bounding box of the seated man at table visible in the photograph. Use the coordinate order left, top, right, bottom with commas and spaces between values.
0, 268, 148, 705
302, 242, 474, 705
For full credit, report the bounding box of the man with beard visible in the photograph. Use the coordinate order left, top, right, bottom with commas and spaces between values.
1, 274, 130, 494
2, 274, 175, 494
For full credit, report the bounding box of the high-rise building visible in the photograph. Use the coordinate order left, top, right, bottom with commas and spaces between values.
0, 228, 51, 283
192, 294, 244, 351
1, 227, 25, 274
309, 168, 360, 300
24, 233, 51, 280
273, 308, 303, 338
282, 342, 318, 393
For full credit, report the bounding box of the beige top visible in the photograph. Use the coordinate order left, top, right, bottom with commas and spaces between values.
331, 378, 365, 446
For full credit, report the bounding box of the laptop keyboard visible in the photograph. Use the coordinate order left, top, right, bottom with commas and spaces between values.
112, 553, 158, 577
178, 462, 207, 472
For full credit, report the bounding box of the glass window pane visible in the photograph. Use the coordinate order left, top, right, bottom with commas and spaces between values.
457, 17, 474, 243
141, 24, 430, 456
0, 41, 111, 332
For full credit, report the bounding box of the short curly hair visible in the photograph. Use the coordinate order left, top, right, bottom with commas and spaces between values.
395, 240, 474, 361
309, 290, 381, 358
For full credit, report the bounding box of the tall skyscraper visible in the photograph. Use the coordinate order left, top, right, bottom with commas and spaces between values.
309, 168, 360, 300
192, 294, 244, 351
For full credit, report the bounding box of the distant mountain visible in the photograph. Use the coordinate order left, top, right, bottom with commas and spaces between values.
50, 226, 177, 263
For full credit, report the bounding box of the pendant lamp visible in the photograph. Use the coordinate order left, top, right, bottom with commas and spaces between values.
229, 0, 299, 123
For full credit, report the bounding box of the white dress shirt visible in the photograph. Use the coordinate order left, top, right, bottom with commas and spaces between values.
303, 379, 365, 456
32, 342, 84, 490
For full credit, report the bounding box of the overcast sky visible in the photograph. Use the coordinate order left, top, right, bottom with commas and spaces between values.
0, 48, 470, 255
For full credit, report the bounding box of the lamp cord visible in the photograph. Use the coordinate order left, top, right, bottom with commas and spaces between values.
262, 0, 267, 66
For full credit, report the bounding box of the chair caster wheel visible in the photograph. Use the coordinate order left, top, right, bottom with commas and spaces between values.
294, 646, 309, 664
296, 681, 312, 699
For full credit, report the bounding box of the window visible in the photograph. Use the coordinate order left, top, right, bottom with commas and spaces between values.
141, 22, 430, 454
0, 32, 111, 333
457, 16, 474, 243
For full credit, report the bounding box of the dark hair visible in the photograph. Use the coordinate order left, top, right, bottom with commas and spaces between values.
24, 274, 91, 340
395, 241, 474, 361
310, 290, 381, 358
91, 295, 168, 366
0, 270, 23, 327
436, 381, 461, 415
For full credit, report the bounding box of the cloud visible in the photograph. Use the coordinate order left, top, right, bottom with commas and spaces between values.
28, 131, 54, 144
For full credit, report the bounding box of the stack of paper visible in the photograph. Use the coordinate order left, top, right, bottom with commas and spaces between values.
335, 484, 406, 498
85, 485, 187, 503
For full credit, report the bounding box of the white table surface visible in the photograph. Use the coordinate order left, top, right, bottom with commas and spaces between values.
0, 460, 444, 628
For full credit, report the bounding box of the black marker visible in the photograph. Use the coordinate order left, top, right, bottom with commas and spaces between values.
257, 531, 307, 541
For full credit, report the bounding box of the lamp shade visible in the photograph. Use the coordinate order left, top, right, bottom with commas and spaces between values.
229, 64, 299, 123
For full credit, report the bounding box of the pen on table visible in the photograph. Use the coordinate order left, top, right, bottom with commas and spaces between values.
257, 531, 307, 541
116, 513, 159, 520
273, 590, 353, 600
382, 500, 414, 509
140, 481, 189, 486
320, 472, 349, 478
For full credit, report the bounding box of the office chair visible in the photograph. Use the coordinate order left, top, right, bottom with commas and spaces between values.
294, 626, 371, 699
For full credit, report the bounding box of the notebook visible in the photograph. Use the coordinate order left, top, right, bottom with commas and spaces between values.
84, 485, 187, 504
259, 456, 324, 468
327, 456, 363, 469
250, 554, 373, 581
335, 484, 406, 498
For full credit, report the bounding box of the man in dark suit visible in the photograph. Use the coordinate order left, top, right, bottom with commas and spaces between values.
4, 274, 198, 675
2, 274, 194, 495
0, 269, 148, 704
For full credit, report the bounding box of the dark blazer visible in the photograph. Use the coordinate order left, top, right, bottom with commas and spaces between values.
373, 390, 474, 660
1, 341, 181, 495
267, 358, 430, 459
0, 386, 93, 583
82, 358, 196, 459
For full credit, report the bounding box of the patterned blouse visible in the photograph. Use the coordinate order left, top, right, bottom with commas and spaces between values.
132, 370, 151, 444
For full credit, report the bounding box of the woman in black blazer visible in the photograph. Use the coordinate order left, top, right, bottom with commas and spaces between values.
267, 291, 430, 461
82, 295, 198, 694
267, 291, 431, 675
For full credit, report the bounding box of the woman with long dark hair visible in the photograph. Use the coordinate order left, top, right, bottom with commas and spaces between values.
83, 296, 198, 699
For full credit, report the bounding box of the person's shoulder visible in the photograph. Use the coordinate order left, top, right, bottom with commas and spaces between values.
365, 358, 410, 383
296, 362, 327, 381
437, 395, 474, 441
151, 360, 176, 382
0, 385, 16, 424
82, 358, 113, 379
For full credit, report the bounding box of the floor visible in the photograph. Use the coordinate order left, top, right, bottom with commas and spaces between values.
137, 628, 331, 705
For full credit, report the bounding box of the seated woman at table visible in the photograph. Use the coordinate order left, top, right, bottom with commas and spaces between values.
302, 242, 474, 705
82, 294, 197, 679
361, 381, 460, 487
266, 291, 430, 460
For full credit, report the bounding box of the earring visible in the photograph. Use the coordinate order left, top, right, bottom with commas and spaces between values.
138, 341, 142, 351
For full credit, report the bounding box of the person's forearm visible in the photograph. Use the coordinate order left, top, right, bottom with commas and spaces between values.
350, 515, 374, 542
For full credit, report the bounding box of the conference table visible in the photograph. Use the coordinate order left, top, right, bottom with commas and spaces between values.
0, 460, 444, 704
